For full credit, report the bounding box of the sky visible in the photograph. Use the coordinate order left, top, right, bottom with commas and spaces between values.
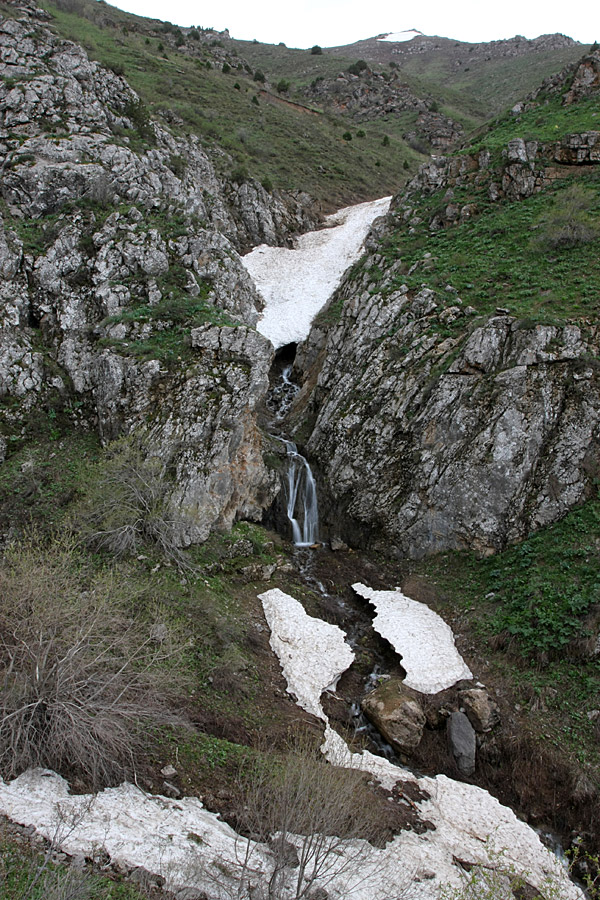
111, 0, 599, 48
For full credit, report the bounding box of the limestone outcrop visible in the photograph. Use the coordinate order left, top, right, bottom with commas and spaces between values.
294, 274, 600, 558
0, 1, 320, 543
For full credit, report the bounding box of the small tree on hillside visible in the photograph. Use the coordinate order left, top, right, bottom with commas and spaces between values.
232, 740, 397, 900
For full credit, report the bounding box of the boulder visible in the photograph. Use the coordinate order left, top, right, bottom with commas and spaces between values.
361, 678, 426, 754
459, 687, 500, 732
448, 711, 476, 776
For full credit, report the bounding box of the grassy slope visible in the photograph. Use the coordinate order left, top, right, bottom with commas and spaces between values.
400, 45, 590, 117
411, 501, 600, 773
39, 0, 419, 207
380, 168, 600, 323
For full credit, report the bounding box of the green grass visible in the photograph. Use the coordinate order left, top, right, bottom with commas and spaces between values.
380, 169, 600, 322
414, 499, 600, 766
472, 92, 600, 152
39, 0, 419, 207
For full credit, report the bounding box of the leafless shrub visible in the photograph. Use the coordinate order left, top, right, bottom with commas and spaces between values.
75, 437, 191, 569
235, 739, 394, 900
0, 536, 188, 786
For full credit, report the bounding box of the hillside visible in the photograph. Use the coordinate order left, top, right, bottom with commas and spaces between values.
327, 31, 590, 118
0, 1, 599, 898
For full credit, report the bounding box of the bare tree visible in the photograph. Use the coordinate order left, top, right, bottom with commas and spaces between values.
234, 738, 397, 900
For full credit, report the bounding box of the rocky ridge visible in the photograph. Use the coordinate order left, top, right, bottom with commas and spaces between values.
305, 68, 463, 150
0, 0, 320, 544
329, 31, 582, 71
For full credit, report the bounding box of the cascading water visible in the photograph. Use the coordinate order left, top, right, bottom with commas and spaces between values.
267, 355, 320, 547
283, 440, 319, 547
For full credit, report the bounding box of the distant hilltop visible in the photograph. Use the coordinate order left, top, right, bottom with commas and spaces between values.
328, 31, 581, 64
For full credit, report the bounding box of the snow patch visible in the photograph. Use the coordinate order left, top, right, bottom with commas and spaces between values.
261, 590, 582, 900
0, 769, 271, 896
259, 587, 354, 719
378, 30, 424, 42
352, 582, 472, 693
243, 196, 391, 349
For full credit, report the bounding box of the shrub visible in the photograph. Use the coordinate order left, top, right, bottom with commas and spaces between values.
232, 739, 391, 899
253, 69, 266, 83
310, 45, 322, 55
342, 131, 352, 141
347, 59, 367, 76
382, 134, 390, 147
251, 95, 259, 106
0, 537, 187, 786
75, 437, 186, 565
356, 129, 366, 138
535, 184, 600, 250
222, 62, 231, 74
277, 79, 290, 93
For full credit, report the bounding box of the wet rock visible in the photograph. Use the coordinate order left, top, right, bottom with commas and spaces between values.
361, 678, 426, 754
459, 688, 500, 733
162, 781, 181, 798
448, 711, 476, 776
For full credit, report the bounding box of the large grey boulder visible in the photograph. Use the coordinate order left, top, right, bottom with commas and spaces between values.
448, 711, 476, 776
361, 678, 426, 754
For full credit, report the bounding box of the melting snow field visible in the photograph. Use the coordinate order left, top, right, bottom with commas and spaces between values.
242, 196, 391, 349
352, 583, 473, 693
0, 587, 582, 900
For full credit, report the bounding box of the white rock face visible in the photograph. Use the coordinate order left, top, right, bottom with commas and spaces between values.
242, 197, 391, 349
259, 587, 355, 719
352, 582, 472, 693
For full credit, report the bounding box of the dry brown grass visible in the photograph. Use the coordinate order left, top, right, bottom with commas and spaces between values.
75, 436, 190, 569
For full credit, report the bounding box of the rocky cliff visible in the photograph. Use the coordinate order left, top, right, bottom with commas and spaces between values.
294, 279, 599, 556
0, 0, 320, 543
292, 58, 600, 557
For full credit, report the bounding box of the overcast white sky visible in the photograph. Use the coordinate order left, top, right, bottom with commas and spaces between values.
112, 0, 598, 48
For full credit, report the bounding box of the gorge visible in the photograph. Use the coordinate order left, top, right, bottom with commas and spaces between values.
0, 1, 599, 898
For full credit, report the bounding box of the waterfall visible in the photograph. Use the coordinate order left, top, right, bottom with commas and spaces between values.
283, 440, 319, 547
267, 349, 320, 547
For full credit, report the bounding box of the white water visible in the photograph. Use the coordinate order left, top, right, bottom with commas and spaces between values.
283, 440, 319, 546
243, 196, 391, 349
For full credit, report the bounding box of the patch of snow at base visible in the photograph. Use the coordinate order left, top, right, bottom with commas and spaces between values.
243, 196, 391, 349
259, 587, 354, 719
259, 590, 582, 900
352, 582, 472, 693
0, 769, 271, 897
378, 29, 423, 42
